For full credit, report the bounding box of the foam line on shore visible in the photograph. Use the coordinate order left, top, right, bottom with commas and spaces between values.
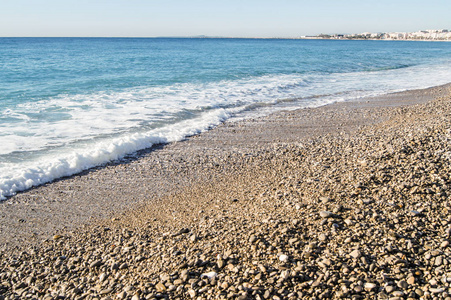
0, 109, 230, 200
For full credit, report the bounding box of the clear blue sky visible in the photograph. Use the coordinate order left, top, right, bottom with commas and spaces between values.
1, 0, 450, 37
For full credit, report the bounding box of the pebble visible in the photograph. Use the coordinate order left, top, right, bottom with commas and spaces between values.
188, 289, 196, 298
446, 226, 451, 236
90, 260, 102, 268
435, 256, 443, 266
392, 291, 404, 297
279, 254, 289, 262
53, 234, 63, 240
397, 280, 408, 289
385, 285, 395, 293
201, 272, 217, 279
319, 211, 334, 218
349, 249, 362, 259
364, 282, 377, 290
155, 282, 166, 292
354, 285, 363, 293
217, 259, 225, 269
430, 288, 444, 294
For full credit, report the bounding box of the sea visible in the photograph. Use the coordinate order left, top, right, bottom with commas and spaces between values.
1, 37, 450, 200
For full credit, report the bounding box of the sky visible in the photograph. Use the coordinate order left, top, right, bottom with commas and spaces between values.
1, 0, 450, 38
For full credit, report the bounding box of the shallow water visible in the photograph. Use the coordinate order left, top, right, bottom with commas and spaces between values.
1, 38, 451, 199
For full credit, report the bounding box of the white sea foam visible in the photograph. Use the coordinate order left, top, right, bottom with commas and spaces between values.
0, 109, 231, 200
1, 59, 451, 199
3, 61, 451, 156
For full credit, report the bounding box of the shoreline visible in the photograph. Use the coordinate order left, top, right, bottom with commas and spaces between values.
1, 83, 450, 251
1, 83, 451, 299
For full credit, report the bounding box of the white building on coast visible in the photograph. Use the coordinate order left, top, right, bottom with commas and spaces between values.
314, 29, 451, 41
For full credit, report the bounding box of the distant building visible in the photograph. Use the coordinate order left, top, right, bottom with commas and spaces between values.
310, 29, 450, 41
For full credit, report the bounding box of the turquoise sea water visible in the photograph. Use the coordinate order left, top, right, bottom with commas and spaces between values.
1, 38, 450, 199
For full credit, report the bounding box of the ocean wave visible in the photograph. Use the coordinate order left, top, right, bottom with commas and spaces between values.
363, 64, 414, 72
2, 59, 451, 199
0, 109, 230, 200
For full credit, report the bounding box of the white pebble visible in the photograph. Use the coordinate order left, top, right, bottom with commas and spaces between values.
279, 254, 289, 262
201, 271, 217, 279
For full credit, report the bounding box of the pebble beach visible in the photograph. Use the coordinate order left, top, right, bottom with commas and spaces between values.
1, 84, 451, 299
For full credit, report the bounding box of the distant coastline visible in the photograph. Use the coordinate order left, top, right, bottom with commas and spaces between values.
3, 29, 450, 41
301, 29, 451, 41
169, 29, 451, 41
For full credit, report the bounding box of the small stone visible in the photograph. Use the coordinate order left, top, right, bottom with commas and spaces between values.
217, 259, 225, 269
288, 238, 298, 245
322, 258, 331, 266
349, 249, 362, 259
179, 228, 190, 234
25, 276, 35, 286
435, 256, 443, 266
441, 241, 449, 248
392, 291, 404, 297
180, 270, 189, 282
320, 197, 331, 203
364, 282, 377, 290
188, 289, 196, 298
53, 234, 63, 240
90, 260, 102, 268
354, 285, 363, 293
415, 289, 424, 296
385, 285, 395, 293
119, 263, 129, 269
407, 277, 415, 285
99, 288, 112, 295
319, 211, 334, 218
155, 282, 166, 292
279, 254, 288, 262
116, 291, 127, 299
201, 272, 217, 279
446, 226, 451, 236
430, 249, 441, 256
189, 234, 197, 242
430, 288, 444, 294
409, 210, 421, 217
397, 280, 408, 289
173, 279, 183, 286
344, 219, 353, 226
357, 160, 367, 167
